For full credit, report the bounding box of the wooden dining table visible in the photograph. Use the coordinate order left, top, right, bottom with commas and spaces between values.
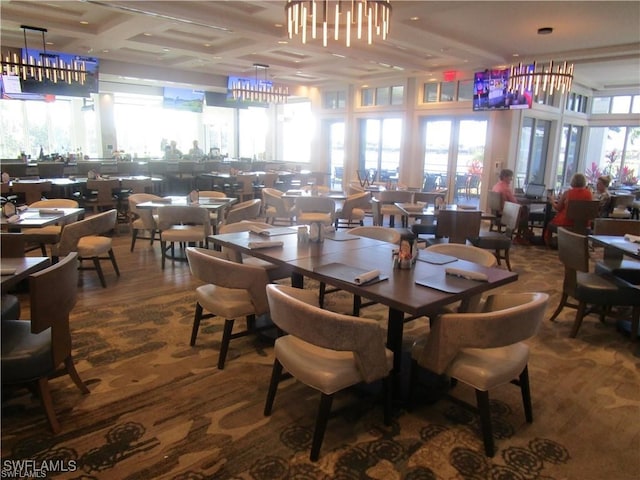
1, 256, 51, 294
209, 229, 518, 378
589, 234, 640, 261
0, 207, 85, 229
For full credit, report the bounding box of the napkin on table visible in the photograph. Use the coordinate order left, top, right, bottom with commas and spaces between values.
445, 267, 488, 282
624, 233, 640, 244
354, 269, 381, 285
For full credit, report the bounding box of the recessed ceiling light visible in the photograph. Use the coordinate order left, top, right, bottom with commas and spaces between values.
274, 23, 283, 28
144, 32, 152, 36
162, 48, 170, 52
537, 27, 553, 35
46, 41, 54, 46
80, 21, 89, 25
204, 43, 211, 47
410, 16, 419, 21
278, 40, 288, 44
102, 49, 109, 53
512, 53, 520, 57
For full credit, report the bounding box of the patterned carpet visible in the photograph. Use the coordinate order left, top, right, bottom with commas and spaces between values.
1, 241, 639, 479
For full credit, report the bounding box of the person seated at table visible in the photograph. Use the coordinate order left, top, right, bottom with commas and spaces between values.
491, 168, 518, 207
164, 140, 182, 160
544, 172, 593, 246
188, 140, 204, 160
492, 168, 531, 242
594, 175, 612, 217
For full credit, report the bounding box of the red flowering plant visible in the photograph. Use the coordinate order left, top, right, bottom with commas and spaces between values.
619, 166, 638, 186
602, 149, 619, 178
467, 159, 483, 175
585, 162, 601, 185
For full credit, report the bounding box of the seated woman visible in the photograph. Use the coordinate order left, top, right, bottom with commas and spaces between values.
594, 175, 612, 217
544, 172, 592, 246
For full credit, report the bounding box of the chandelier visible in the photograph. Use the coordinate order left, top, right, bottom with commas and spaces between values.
508, 60, 573, 96
230, 64, 289, 104
1, 25, 87, 85
285, 0, 391, 47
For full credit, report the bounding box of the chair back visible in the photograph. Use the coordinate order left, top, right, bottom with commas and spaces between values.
225, 199, 262, 224
262, 188, 288, 214
37, 162, 65, 178
266, 284, 390, 383
186, 247, 270, 315
30, 252, 79, 365
349, 226, 401, 244
414, 191, 446, 206
12, 181, 52, 204
55, 209, 117, 256
378, 190, 412, 205
128, 193, 161, 230
258, 172, 279, 189
435, 209, 481, 243
86, 178, 119, 205
416, 292, 549, 374
566, 199, 600, 233
426, 243, 497, 267
1, 233, 25, 257
198, 190, 227, 198
487, 190, 503, 213
593, 218, 640, 236
500, 201, 522, 235
157, 205, 210, 232
370, 198, 383, 226
339, 191, 371, 217
121, 178, 153, 194
295, 196, 335, 217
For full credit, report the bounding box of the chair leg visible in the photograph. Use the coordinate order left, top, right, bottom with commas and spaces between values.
40, 244, 47, 256
503, 248, 512, 271
631, 307, 640, 342
519, 366, 533, 423
161, 240, 167, 269
570, 301, 588, 338
218, 318, 235, 369
319, 282, 326, 308
190, 303, 203, 346
493, 249, 502, 266
64, 355, 90, 394
92, 257, 107, 288
108, 249, 120, 276
475, 389, 494, 457
549, 293, 569, 322
310, 393, 334, 461
130, 229, 138, 252
264, 359, 283, 416
36, 377, 61, 434
353, 295, 362, 316
150, 229, 156, 246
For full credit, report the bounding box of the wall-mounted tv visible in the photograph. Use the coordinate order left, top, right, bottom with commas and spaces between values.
1, 74, 53, 101
18, 49, 99, 98
163, 87, 205, 112
473, 68, 531, 111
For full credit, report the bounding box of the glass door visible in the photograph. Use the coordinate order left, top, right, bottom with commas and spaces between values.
329, 121, 345, 189
359, 118, 402, 186
422, 118, 487, 207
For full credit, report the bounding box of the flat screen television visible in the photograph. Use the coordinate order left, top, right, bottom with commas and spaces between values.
163, 87, 205, 112
1, 74, 53, 101
18, 49, 99, 98
473, 68, 531, 111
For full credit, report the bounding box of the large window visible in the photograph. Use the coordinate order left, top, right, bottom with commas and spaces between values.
556, 125, 583, 188
359, 118, 402, 182
515, 117, 551, 188
281, 101, 313, 163
0, 98, 74, 159
586, 126, 640, 186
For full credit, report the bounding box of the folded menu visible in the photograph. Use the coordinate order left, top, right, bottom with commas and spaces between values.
354, 269, 381, 285
39, 208, 62, 215
444, 267, 488, 282
0, 267, 16, 275
155, 198, 173, 204
247, 240, 284, 249
624, 233, 640, 244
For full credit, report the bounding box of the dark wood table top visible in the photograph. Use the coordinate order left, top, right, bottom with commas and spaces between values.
590, 235, 640, 260
0, 207, 84, 228
137, 196, 237, 211
1, 256, 51, 294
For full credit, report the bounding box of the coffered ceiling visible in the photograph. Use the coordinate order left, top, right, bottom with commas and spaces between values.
1, 1, 639, 93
